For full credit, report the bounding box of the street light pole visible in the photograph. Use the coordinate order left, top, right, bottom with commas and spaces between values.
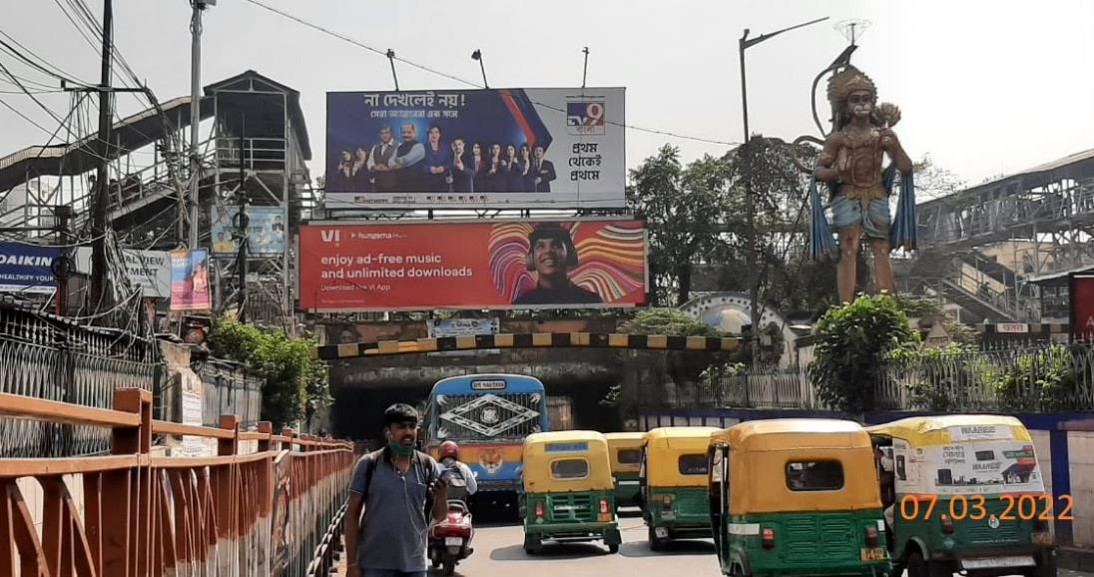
738, 16, 828, 363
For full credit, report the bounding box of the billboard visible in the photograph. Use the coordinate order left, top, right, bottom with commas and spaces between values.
210, 205, 287, 257
324, 88, 625, 209
0, 242, 58, 294
1071, 273, 1094, 341
75, 248, 170, 299
169, 249, 211, 312
298, 219, 647, 312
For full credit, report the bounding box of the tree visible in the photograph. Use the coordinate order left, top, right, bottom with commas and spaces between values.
808, 293, 915, 412
619, 308, 729, 402
913, 154, 967, 201
207, 318, 331, 428
628, 145, 729, 306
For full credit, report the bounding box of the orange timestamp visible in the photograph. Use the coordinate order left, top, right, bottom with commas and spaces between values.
898, 494, 1074, 522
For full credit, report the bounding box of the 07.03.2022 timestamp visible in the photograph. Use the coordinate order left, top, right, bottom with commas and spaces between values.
898, 494, 1073, 522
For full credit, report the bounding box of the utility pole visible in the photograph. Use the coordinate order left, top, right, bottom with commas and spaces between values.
236, 123, 248, 321
738, 16, 828, 363
89, 0, 115, 313
188, 0, 213, 250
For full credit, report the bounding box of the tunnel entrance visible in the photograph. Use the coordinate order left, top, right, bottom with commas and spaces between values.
332, 385, 433, 444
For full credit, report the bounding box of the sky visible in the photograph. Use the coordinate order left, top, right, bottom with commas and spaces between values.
1, 0, 1093, 189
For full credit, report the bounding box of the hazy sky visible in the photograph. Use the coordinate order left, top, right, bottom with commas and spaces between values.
2, 0, 1092, 188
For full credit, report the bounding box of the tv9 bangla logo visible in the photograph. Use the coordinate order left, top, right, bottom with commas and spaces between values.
566, 100, 607, 136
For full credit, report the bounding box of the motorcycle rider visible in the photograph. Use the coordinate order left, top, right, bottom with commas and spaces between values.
438, 441, 477, 504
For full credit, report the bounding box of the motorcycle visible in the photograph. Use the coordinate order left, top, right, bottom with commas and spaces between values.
429, 500, 474, 576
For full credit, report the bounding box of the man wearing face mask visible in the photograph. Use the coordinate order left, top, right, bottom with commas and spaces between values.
345, 404, 448, 577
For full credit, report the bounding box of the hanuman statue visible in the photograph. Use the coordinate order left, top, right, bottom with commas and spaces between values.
814, 65, 914, 303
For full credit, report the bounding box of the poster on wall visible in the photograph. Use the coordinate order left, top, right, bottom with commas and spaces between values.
297, 219, 647, 312
324, 87, 626, 209
169, 249, 211, 312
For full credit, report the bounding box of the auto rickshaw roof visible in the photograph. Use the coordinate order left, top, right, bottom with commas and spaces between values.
524, 430, 608, 448
866, 414, 1030, 446
604, 432, 646, 441
644, 426, 720, 451
712, 419, 872, 452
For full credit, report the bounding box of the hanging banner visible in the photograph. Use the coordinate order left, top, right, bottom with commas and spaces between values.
297, 219, 647, 312
170, 249, 211, 312
0, 242, 58, 294
74, 248, 171, 299
324, 87, 626, 209
210, 205, 287, 257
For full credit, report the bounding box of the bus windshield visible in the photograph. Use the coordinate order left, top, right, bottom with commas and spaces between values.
426, 375, 548, 441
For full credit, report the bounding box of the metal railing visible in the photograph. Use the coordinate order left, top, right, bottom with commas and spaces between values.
691, 341, 1094, 413
0, 387, 354, 577
195, 358, 264, 427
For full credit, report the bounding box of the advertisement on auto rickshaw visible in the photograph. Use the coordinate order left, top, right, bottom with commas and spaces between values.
891, 424, 1045, 496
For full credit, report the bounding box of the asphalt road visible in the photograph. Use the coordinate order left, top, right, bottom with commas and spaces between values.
338, 512, 1094, 577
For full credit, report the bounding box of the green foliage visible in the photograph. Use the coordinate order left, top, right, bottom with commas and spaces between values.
887, 343, 996, 411
207, 318, 331, 428
619, 307, 721, 337
995, 344, 1089, 412
699, 361, 747, 407
899, 295, 943, 319
808, 294, 915, 412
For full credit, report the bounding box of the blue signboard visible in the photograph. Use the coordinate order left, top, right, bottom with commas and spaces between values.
0, 242, 59, 294
545, 442, 589, 453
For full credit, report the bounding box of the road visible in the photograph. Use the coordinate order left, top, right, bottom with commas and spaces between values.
339, 512, 1094, 577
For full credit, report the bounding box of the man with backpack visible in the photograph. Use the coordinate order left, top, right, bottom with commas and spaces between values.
437, 440, 477, 504
345, 404, 448, 577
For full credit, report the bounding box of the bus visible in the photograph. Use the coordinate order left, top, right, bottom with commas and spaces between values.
422, 374, 550, 515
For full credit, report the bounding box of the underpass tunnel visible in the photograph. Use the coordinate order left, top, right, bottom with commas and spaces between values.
331, 385, 433, 444
541, 378, 622, 433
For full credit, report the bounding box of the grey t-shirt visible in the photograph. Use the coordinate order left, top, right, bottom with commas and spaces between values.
349, 450, 443, 572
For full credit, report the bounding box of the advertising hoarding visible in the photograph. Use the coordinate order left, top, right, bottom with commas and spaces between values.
210, 205, 287, 256
170, 249, 211, 312
428, 317, 500, 357
75, 247, 170, 299
1071, 273, 1094, 342
298, 219, 646, 312
325, 87, 625, 209
0, 242, 58, 294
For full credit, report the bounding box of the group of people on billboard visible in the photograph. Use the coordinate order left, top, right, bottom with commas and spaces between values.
328, 123, 557, 194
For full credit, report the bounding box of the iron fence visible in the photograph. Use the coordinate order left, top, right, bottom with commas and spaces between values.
194, 358, 264, 427
0, 307, 161, 457
691, 341, 1094, 413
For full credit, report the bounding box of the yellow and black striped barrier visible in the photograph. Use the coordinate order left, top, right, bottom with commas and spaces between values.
312, 332, 740, 361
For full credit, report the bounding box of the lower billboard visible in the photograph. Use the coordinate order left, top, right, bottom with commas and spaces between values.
298, 219, 647, 311
1071, 273, 1094, 341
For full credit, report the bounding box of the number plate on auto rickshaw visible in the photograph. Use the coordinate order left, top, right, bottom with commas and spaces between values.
861, 548, 887, 561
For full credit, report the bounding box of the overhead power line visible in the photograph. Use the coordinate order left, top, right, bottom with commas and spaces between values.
242, 0, 740, 148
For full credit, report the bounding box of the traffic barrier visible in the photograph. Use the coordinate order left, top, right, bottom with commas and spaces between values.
313, 332, 741, 360
0, 389, 355, 577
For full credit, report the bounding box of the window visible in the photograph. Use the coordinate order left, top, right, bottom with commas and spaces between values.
617, 449, 642, 465
551, 458, 589, 479
785, 460, 844, 491
679, 454, 708, 475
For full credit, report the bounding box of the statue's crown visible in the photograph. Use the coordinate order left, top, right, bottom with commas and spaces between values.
827, 65, 877, 104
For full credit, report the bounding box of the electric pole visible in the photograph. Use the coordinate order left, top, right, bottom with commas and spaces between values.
188, 0, 212, 250
89, 0, 115, 313
236, 124, 248, 321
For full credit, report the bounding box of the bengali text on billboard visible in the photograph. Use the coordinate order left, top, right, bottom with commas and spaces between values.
324, 88, 625, 209
297, 219, 647, 312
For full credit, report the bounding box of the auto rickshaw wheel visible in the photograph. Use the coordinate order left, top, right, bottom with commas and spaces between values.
523, 534, 542, 555
608, 543, 620, 554
648, 525, 667, 551
1027, 549, 1058, 577
906, 551, 948, 577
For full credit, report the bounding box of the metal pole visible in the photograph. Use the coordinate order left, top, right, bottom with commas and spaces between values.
188, 2, 204, 250
387, 49, 399, 91
739, 31, 758, 363
237, 118, 248, 321
89, 0, 114, 313
739, 32, 750, 143
581, 47, 590, 89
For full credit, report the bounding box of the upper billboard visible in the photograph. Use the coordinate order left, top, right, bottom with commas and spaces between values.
324, 88, 626, 209
297, 218, 647, 312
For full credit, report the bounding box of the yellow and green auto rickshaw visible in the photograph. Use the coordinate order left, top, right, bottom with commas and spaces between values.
867, 415, 1056, 577
641, 426, 720, 549
707, 419, 893, 577
605, 432, 645, 510
521, 430, 622, 555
